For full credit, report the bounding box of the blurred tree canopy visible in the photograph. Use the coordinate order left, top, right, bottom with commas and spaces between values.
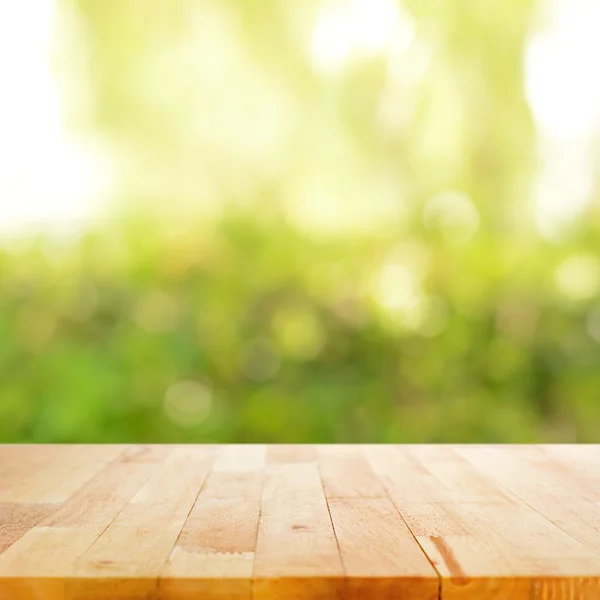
1, 0, 600, 442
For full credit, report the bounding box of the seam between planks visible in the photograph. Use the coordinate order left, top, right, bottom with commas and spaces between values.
0, 447, 131, 564
67, 445, 171, 595
70, 445, 140, 553
455, 447, 600, 556
0, 503, 60, 558
363, 447, 444, 600
155, 449, 218, 593
73, 447, 161, 580
0, 447, 158, 591
316, 451, 348, 585
249, 465, 265, 600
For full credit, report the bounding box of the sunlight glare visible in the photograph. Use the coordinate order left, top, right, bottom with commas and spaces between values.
525, 0, 600, 140
0, 0, 111, 239
525, 0, 600, 240
310, 0, 401, 73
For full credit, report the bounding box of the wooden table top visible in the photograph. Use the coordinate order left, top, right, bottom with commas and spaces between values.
0, 445, 599, 600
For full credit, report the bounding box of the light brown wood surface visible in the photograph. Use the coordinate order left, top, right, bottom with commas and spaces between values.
0, 445, 599, 599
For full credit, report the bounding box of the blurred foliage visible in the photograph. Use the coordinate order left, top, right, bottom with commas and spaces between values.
3, 210, 600, 443
2, 0, 600, 442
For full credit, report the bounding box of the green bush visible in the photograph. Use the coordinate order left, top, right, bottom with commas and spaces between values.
2, 210, 600, 442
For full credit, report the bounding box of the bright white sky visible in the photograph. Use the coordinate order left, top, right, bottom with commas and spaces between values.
0, 0, 110, 239
0, 0, 598, 239
525, 0, 600, 240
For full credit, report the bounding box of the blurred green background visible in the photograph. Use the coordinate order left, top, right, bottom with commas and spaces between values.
1, 0, 600, 442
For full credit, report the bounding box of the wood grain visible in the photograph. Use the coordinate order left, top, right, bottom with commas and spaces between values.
70, 448, 214, 599
161, 457, 263, 600
318, 445, 386, 499
254, 462, 344, 599
379, 446, 600, 600
0, 445, 599, 599
328, 497, 438, 599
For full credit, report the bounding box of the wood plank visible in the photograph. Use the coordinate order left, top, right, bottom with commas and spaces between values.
408, 446, 514, 503
0, 526, 105, 599
41, 460, 156, 528
318, 446, 386, 499
417, 503, 600, 600
1, 444, 600, 600
0, 503, 57, 555
0, 445, 74, 499
365, 445, 457, 503
161, 551, 254, 600
328, 497, 439, 599
118, 444, 174, 463
541, 444, 600, 499
253, 462, 345, 600
457, 445, 600, 554
213, 445, 266, 472
176, 471, 262, 555
160, 469, 263, 600
0, 445, 126, 503
267, 445, 317, 465
397, 447, 600, 600
70, 447, 214, 599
